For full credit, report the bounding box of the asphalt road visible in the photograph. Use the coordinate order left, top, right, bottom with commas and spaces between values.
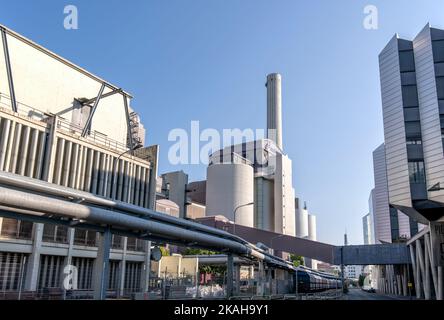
343, 288, 414, 300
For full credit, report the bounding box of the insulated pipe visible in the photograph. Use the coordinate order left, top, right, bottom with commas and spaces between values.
0, 185, 250, 255
0, 171, 294, 269
0, 172, 292, 270
0, 170, 249, 244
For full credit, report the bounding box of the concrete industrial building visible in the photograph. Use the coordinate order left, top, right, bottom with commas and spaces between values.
156, 171, 206, 221
294, 198, 317, 269
0, 25, 157, 297
205, 74, 296, 237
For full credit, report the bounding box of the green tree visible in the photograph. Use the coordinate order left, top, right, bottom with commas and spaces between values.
289, 254, 304, 267
182, 248, 219, 256
358, 274, 365, 287
160, 246, 170, 256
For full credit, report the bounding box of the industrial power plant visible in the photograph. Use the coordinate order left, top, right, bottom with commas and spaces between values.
0, 17, 439, 303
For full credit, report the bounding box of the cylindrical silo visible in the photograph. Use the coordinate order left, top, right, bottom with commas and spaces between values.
308, 214, 317, 241
266, 73, 283, 150
296, 204, 309, 238
205, 163, 254, 227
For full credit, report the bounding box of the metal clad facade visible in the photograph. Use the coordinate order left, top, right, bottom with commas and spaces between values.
414, 25, 444, 203
379, 36, 412, 208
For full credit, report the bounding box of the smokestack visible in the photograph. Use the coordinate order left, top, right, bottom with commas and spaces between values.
266, 73, 283, 149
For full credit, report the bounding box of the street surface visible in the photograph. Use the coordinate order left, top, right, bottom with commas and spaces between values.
343, 288, 414, 300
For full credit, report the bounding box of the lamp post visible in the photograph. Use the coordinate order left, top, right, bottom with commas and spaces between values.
232, 202, 254, 235
269, 234, 285, 256
112, 147, 135, 201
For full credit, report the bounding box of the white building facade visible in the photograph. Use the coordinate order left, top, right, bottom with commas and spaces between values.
0, 25, 157, 297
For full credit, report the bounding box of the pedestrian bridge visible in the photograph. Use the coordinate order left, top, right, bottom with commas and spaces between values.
197, 216, 411, 265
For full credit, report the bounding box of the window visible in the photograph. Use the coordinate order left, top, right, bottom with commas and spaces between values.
405, 121, 422, 138
389, 207, 400, 243
42, 224, 68, 243
399, 50, 416, 72
402, 85, 419, 107
403, 107, 420, 122
432, 40, 444, 63
0, 218, 33, 240
408, 161, 426, 184
74, 229, 97, 246
437, 77, 444, 100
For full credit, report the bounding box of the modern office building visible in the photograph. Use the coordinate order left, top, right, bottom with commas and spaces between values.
362, 213, 372, 245
379, 23, 444, 226
0, 25, 157, 296
369, 144, 419, 243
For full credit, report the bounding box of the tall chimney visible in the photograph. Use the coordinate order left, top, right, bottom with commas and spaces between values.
266, 73, 283, 149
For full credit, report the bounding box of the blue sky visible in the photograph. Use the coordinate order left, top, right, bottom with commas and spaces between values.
1, 0, 444, 245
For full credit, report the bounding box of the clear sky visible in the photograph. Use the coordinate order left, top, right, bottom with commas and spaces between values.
1, 0, 444, 245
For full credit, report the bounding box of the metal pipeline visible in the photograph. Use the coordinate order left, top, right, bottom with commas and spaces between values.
0, 171, 296, 271
0, 185, 250, 255
0, 171, 249, 244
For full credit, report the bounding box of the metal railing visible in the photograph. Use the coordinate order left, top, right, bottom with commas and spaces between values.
0, 92, 130, 153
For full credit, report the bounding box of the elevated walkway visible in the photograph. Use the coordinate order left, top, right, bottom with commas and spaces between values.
197, 216, 411, 265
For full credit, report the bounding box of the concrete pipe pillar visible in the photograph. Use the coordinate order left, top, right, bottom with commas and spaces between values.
438, 266, 443, 300
234, 264, 241, 296
24, 223, 44, 291
140, 240, 152, 295
92, 229, 112, 300
118, 237, 128, 298
226, 254, 234, 299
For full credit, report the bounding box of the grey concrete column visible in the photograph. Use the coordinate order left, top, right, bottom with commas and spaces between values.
140, 240, 152, 294
42, 116, 58, 183
234, 264, 241, 296
118, 237, 128, 297
0, 119, 11, 171
226, 254, 234, 299
402, 265, 408, 296
416, 246, 422, 299
92, 229, 111, 300
62, 228, 75, 299
424, 238, 431, 299
24, 223, 43, 291
425, 233, 439, 298
438, 266, 443, 300
267, 267, 272, 295
416, 239, 429, 300
256, 261, 265, 296
409, 243, 420, 298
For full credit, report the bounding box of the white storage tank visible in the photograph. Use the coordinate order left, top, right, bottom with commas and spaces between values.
205, 162, 254, 227
296, 203, 309, 238
308, 214, 317, 241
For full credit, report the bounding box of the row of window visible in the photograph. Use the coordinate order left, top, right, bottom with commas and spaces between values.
0, 219, 145, 251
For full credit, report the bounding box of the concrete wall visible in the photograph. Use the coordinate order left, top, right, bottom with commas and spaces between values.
273, 153, 295, 236
0, 26, 131, 145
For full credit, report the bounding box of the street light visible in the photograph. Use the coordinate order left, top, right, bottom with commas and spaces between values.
232, 202, 254, 235
269, 234, 286, 256
112, 147, 136, 200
